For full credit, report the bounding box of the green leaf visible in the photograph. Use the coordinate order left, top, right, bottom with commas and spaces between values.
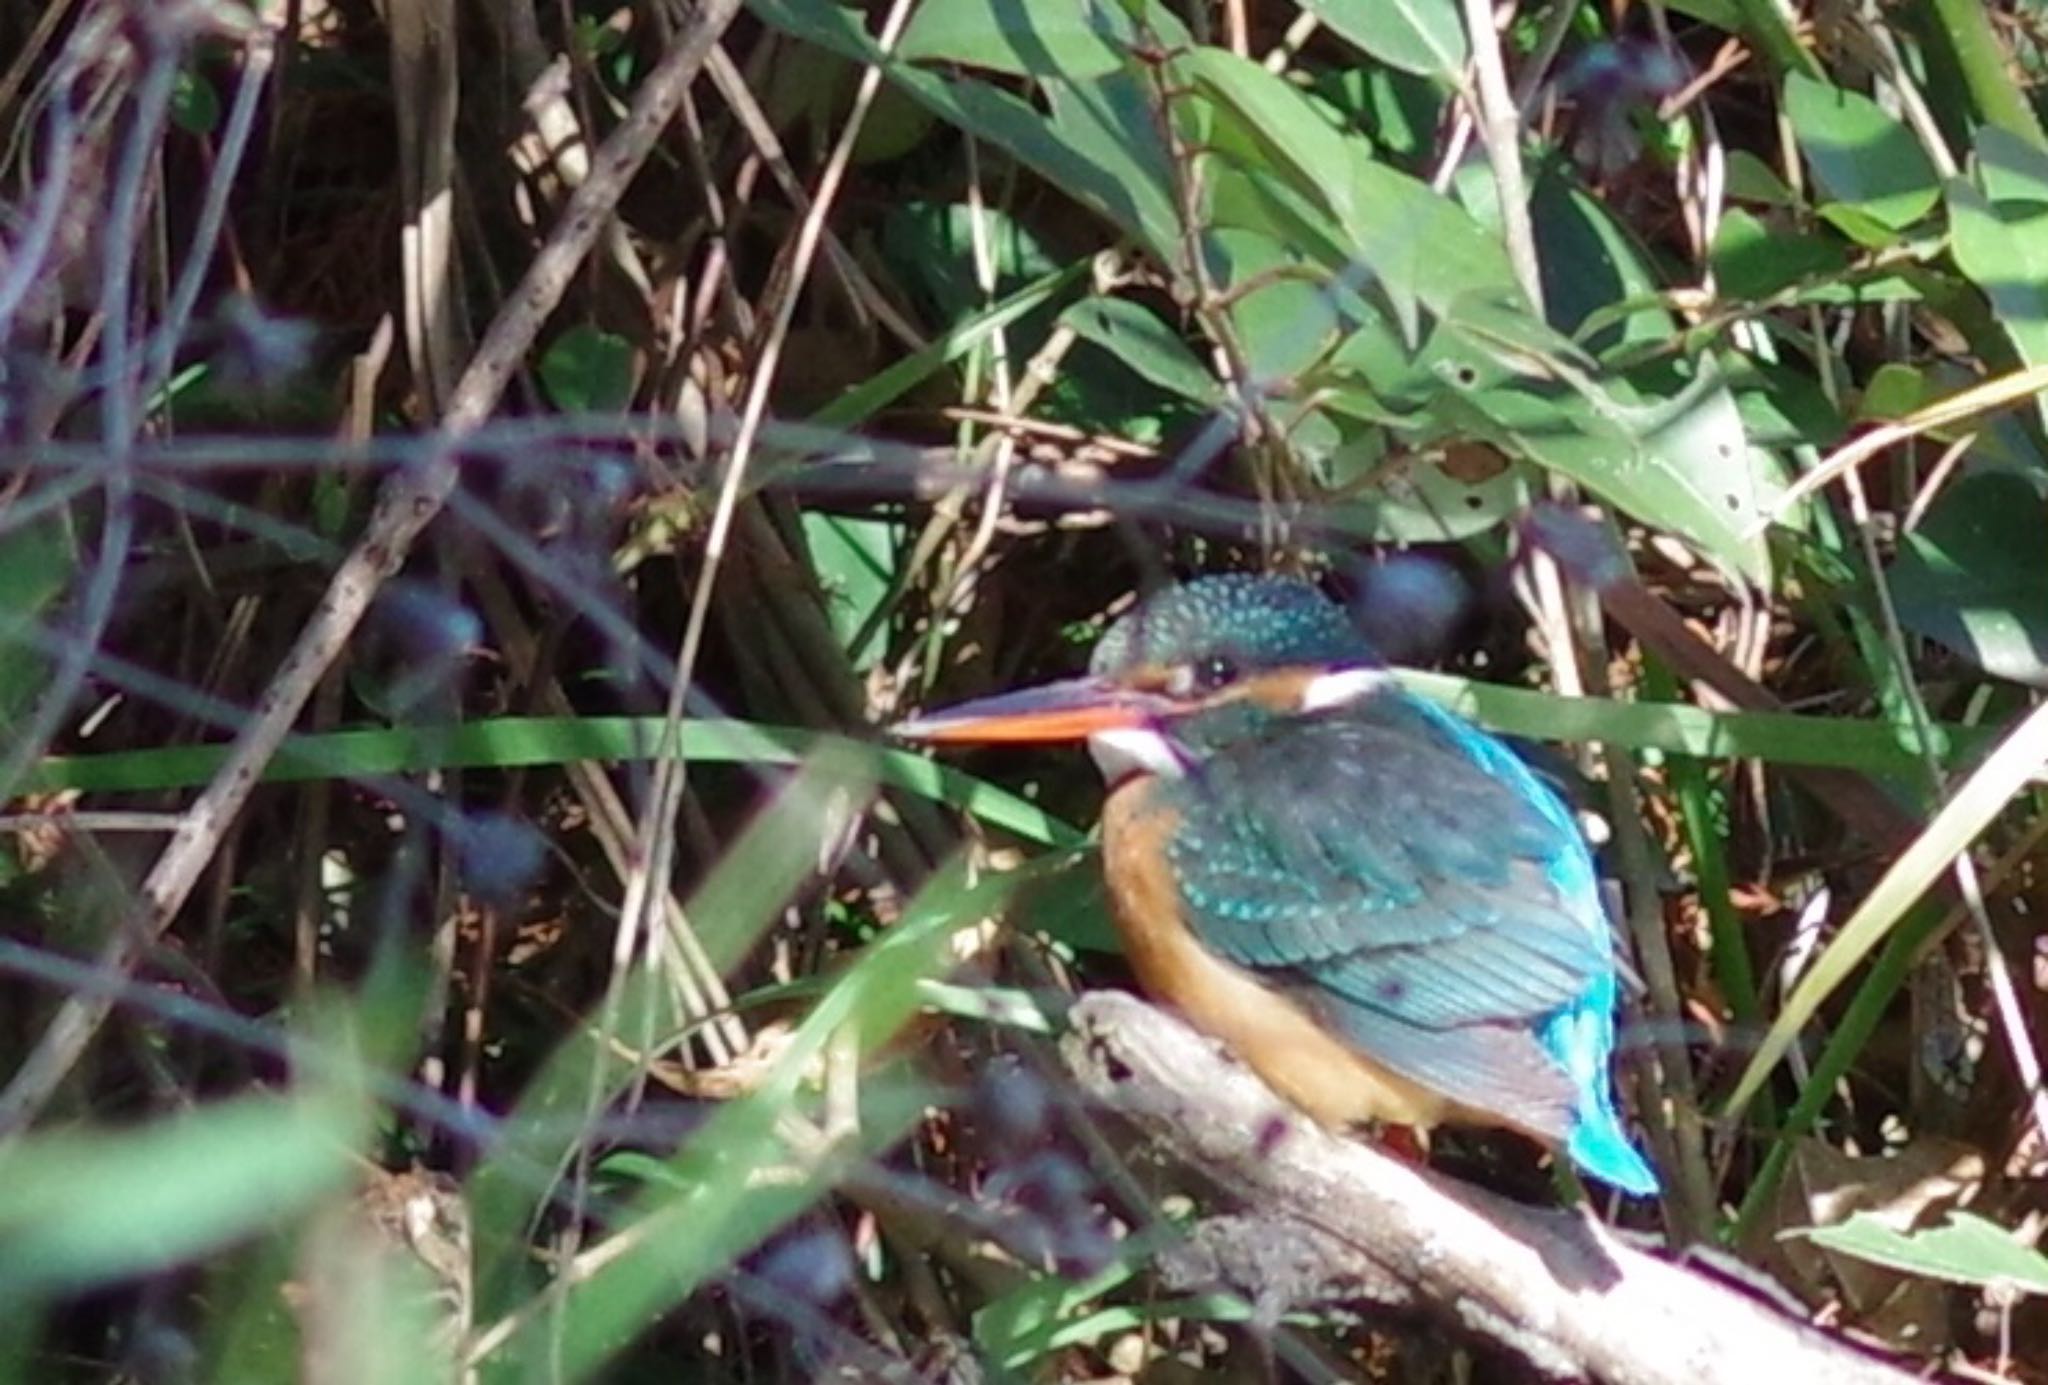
1301, 0, 1466, 82
0, 1092, 361, 1293
1784, 73, 1939, 231
1724, 149, 1800, 206
1888, 471, 2048, 686
1949, 178, 2048, 369
1710, 207, 1847, 299
538, 325, 635, 413
171, 67, 221, 134
0, 517, 72, 734
1060, 296, 1221, 405
805, 512, 899, 671
1531, 163, 1673, 348
1439, 318, 1782, 583
752, 0, 1180, 252
22, 715, 1086, 847
1185, 48, 1364, 237
1189, 50, 1517, 316
898, 0, 1187, 79
1973, 124, 2048, 204
1790, 1212, 2048, 1294
1209, 227, 1339, 380
1342, 160, 1521, 314
1858, 362, 1928, 420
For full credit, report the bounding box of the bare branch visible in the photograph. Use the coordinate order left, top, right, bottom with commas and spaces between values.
1061, 992, 1916, 1385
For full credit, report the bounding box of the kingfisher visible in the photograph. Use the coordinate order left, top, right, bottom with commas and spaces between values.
895, 573, 1659, 1195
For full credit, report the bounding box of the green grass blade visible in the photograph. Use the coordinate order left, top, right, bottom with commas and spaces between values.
1725, 700, 2048, 1118
21, 716, 1083, 847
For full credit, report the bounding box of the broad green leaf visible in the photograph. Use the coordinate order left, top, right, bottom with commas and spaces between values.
1184, 48, 1363, 238
1531, 164, 1673, 347
1191, 52, 1516, 318
1205, 162, 1357, 291
1710, 207, 1848, 299
1061, 297, 1220, 405
1949, 178, 2048, 368
1784, 73, 1940, 231
1724, 149, 1800, 206
0, 1091, 362, 1293
1343, 158, 1522, 314
805, 512, 899, 671
1439, 316, 1781, 582
1209, 227, 1338, 379
1032, 71, 1184, 254
538, 325, 635, 413
1814, 200, 1911, 248
1302, 0, 1466, 82
898, 0, 1187, 79
1974, 124, 2048, 203
1858, 362, 1928, 420
751, 0, 1180, 252
1791, 1212, 2048, 1294
1888, 471, 2048, 686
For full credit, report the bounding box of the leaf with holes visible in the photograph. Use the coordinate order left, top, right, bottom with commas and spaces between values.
1444, 350, 1782, 585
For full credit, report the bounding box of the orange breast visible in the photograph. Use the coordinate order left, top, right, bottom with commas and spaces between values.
1098, 778, 1453, 1132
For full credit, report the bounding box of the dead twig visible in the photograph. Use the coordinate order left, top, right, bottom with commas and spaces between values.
1062, 992, 1916, 1385
0, 0, 749, 1134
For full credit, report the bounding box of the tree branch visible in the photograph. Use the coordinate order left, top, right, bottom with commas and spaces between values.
1060, 992, 1915, 1385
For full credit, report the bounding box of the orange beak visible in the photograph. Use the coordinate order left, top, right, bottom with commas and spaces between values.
891, 676, 1169, 744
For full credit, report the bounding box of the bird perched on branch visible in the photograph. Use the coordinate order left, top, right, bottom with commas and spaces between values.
896, 573, 1658, 1195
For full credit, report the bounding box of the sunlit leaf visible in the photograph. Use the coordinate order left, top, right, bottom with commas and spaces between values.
1061, 297, 1220, 406
1300, 0, 1466, 82
1789, 1211, 2048, 1294
1784, 73, 1939, 231
0, 1092, 362, 1293
899, 0, 1187, 79
1889, 471, 2048, 686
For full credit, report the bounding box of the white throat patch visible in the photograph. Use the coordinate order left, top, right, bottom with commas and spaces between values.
1088, 726, 1188, 783
1299, 667, 1391, 711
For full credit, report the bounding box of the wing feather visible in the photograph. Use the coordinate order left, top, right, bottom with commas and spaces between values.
1162, 699, 1611, 1035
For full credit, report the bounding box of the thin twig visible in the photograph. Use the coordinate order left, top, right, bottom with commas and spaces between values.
0, 0, 749, 1134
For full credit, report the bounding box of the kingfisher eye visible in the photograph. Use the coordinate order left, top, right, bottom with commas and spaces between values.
1176, 654, 1238, 695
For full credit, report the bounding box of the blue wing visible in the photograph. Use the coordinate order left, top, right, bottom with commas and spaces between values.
1160, 689, 1659, 1193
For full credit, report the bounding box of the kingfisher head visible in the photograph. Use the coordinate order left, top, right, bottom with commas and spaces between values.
894, 575, 1385, 783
